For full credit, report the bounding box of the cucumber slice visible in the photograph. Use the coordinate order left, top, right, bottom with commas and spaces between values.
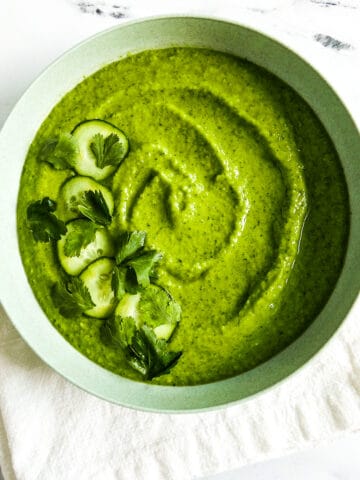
57, 219, 115, 275
58, 176, 114, 222
114, 285, 181, 341
72, 119, 129, 180
153, 323, 175, 341
115, 293, 141, 324
80, 258, 116, 318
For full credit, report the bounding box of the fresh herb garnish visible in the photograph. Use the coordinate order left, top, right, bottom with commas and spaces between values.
127, 251, 163, 288
38, 133, 77, 170
27, 197, 67, 242
111, 265, 127, 299
115, 231, 146, 264
63, 221, 98, 257
90, 132, 127, 169
137, 285, 181, 331
101, 315, 182, 380
113, 231, 162, 293
112, 265, 146, 296
51, 276, 95, 318
101, 286, 182, 379
77, 190, 112, 226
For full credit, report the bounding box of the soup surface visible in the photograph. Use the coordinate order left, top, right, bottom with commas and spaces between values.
17, 48, 349, 385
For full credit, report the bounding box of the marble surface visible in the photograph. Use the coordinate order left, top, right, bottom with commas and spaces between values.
1, 1, 359, 479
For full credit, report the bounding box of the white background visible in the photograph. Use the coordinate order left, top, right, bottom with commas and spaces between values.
1, 1, 360, 479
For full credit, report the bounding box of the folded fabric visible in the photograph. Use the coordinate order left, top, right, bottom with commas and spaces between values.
1, 296, 360, 480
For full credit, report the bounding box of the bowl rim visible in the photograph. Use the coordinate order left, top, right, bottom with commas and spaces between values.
0, 15, 359, 413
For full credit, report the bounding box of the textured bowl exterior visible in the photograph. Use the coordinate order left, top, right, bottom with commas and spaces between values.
0, 17, 359, 412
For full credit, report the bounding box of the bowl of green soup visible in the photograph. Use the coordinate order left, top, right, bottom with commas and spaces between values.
0, 17, 359, 412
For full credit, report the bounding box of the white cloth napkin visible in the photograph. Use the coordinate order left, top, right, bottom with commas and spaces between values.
1, 296, 360, 480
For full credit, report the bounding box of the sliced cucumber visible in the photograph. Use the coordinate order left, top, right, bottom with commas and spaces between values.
153, 323, 175, 341
80, 257, 116, 318
115, 293, 141, 324
114, 284, 181, 341
57, 219, 115, 275
57, 176, 114, 222
72, 119, 129, 180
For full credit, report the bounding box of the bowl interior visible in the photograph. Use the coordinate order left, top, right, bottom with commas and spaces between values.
0, 17, 359, 412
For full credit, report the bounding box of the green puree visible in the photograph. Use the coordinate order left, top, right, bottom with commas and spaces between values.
17, 48, 349, 385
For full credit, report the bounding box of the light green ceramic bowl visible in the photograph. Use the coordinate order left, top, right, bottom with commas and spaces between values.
0, 17, 359, 412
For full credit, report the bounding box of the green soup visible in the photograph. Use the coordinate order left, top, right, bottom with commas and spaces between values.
17, 48, 349, 385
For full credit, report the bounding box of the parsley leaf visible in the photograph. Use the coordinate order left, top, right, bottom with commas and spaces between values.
39, 133, 77, 170
141, 325, 182, 379
112, 266, 144, 298
51, 277, 94, 318
138, 285, 181, 331
115, 230, 146, 264
27, 197, 67, 243
127, 251, 163, 288
114, 231, 162, 292
102, 285, 182, 377
77, 190, 112, 226
123, 268, 144, 294
63, 221, 98, 257
111, 265, 127, 300
90, 132, 127, 169
101, 315, 182, 379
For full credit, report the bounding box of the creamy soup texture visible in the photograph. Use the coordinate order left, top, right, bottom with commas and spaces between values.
17, 48, 349, 385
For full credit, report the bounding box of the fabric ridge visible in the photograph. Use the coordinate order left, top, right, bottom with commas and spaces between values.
0, 298, 359, 480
